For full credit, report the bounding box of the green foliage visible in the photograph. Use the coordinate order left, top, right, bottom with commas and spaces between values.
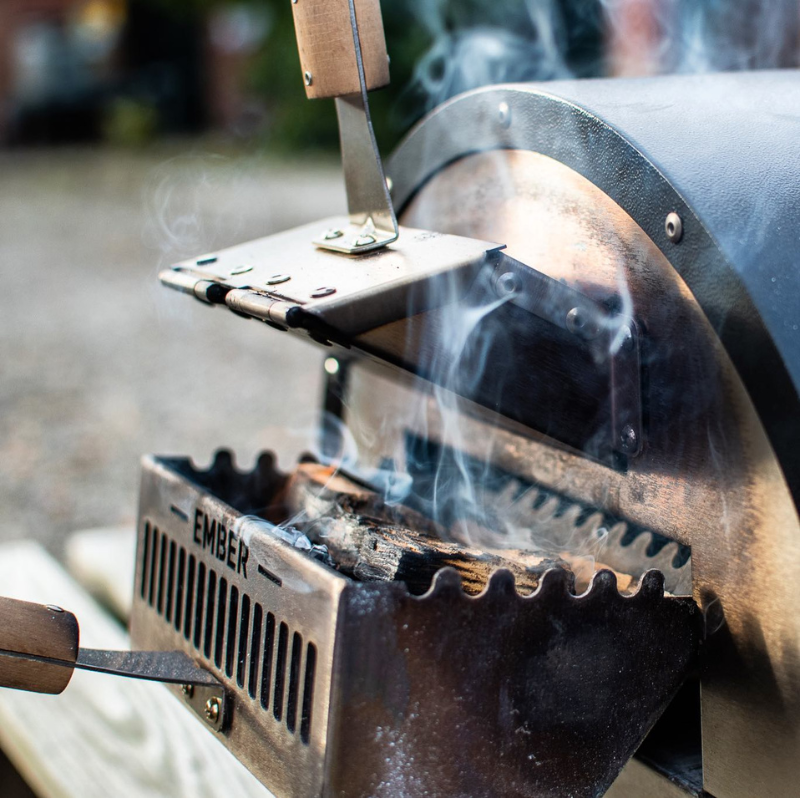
139, 0, 604, 152
142, 0, 431, 153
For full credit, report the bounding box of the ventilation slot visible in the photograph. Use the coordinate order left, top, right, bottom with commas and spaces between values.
273, 622, 289, 722
225, 584, 239, 678
156, 533, 167, 615
174, 547, 186, 633
204, 569, 217, 659
237, 594, 251, 689
300, 643, 317, 745
249, 603, 263, 699
165, 540, 177, 623
286, 632, 303, 733
184, 554, 196, 640
194, 561, 206, 649
140, 522, 151, 600
148, 526, 159, 606
261, 612, 276, 710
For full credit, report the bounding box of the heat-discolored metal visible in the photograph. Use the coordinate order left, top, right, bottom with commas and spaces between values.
130, 453, 700, 798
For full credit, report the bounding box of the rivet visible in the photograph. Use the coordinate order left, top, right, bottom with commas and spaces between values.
354, 234, 376, 247
204, 697, 221, 723
324, 357, 340, 375
181, 684, 194, 698
665, 212, 683, 243
46, 604, 64, 613
620, 424, 638, 453
311, 286, 336, 298
266, 274, 290, 285
323, 229, 343, 240
304, 71, 313, 87
498, 101, 511, 129
230, 265, 253, 276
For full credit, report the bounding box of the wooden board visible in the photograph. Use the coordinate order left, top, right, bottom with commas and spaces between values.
0, 541, 271, 798
65, 525, 136, 622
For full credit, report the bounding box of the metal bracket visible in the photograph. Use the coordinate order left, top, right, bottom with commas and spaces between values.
177, 682, 231, 734
312, 0, 398, 255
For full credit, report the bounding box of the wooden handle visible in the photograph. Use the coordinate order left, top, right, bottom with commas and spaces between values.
291, 0, 390, 100
0, 597, 79, 694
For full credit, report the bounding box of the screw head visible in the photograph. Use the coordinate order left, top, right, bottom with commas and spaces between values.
619, 424, 639, 453
266, 274, 290, 285
46, 604, 64, 613
230, 265, 253, 276
304, 71, 313, 87
565, 307, 600, 339
354, 234, 376, 247
181, 684, 194, 698
323, 228, 343, 240
311, 286, 336, 298
204, 697, 221, 723
665, 212, 683, 243
498, 101, 511, 129
495, 271, 519, 297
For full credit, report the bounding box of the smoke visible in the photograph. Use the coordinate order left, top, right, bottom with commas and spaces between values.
279, 0, 797, 574
403, 0, 800, 112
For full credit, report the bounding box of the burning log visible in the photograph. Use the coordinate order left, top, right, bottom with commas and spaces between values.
284, 462, 570, 594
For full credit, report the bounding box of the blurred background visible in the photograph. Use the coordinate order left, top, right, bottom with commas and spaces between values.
1, 0, 799, 554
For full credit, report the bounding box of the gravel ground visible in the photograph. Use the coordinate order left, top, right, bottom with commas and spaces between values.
0, 146, 345, 554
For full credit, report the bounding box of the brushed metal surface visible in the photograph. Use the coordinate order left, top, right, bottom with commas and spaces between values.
130, 455, 347, 798
130, 456, 700, 797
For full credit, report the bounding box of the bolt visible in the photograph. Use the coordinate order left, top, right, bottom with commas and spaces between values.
323, 229, 343, 240
204, 697, 221, 724
181, 684, 194, 698
354, 234, 376, 247
46, 604, 64, 613
665, 212, 683, 243
498, 101, 511, 129
230, 265, 253, 276
495, 271, 519, 297
620, 424, 638, 453
304, 71, 313, 87
266, 274, 290, 285
311, 286, 336, 298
